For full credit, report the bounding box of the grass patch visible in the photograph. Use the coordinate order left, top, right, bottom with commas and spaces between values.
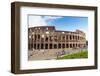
57, 50, 88, 59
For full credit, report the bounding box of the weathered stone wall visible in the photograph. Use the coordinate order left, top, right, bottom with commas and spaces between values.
28, 26, 86, 50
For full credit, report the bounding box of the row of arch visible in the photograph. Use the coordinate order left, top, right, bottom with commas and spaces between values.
28, 43, 85, 50
29, 34, 85, 42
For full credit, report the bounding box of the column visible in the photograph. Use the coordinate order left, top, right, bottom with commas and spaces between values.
43, 35, 45, 50
39, 34, 41, 50
72, 35, 73, 41
32, 35, 34, 50
57, 35, 58, 49
61, 35, 62, 49
52, 33, 54, 49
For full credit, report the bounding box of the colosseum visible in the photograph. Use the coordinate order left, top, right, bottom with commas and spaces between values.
28, 26, 86, 60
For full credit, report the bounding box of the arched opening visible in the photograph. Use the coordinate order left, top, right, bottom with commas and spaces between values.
50, 44, 52, 49
37, 44, 40, 49
70, 44, 72, 48
41, 44, 44, 49
34, 44, 36, 49
45, 44, 48, 49
34, 34, 37, 41
70, 35, 72, 40
38, 34, 40, 39
62, 44, 65, 48
58, 44, 61, 48
73, 44, 75, 48
45, 37, 48, 42
66, 44, 69, 48
54, 44, 57, 49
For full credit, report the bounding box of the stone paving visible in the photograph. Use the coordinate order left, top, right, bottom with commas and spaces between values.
28, 48, 87, 60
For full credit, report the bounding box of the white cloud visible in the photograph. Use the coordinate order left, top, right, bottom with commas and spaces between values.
28, 15, 63, 27
29, 16, 47, 27
43, 16, 63, 21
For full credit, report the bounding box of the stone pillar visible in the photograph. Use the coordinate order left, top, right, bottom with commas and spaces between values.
48, 36, 49, 49
35, 35, 37, 50
39, 34, 41, 50
56, 35, 58, 49
72, 35, 73, 41
43, 35, 45, 50
71, 42, 73, 48
74, 42, 76, 48
61, 35, 62, 49
32, 35, 34, 50
52, 33, 55, 49
69, 43, 70, 48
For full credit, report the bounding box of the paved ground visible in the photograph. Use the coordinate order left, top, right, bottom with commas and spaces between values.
28, 48, 87, 60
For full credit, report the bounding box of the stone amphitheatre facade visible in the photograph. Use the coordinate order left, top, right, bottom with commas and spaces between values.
28, 26, 86, 60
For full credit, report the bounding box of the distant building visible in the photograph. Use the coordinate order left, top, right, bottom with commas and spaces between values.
28, 26, 86, 51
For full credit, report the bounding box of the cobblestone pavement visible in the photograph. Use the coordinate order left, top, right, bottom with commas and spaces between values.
28, 48, 87, 60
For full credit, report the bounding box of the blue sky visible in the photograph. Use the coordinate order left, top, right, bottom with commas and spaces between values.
29, 15, 88, 40
42, 16, 88, 31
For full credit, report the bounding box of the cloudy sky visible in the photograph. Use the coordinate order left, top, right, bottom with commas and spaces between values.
28, 15, 88, 40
